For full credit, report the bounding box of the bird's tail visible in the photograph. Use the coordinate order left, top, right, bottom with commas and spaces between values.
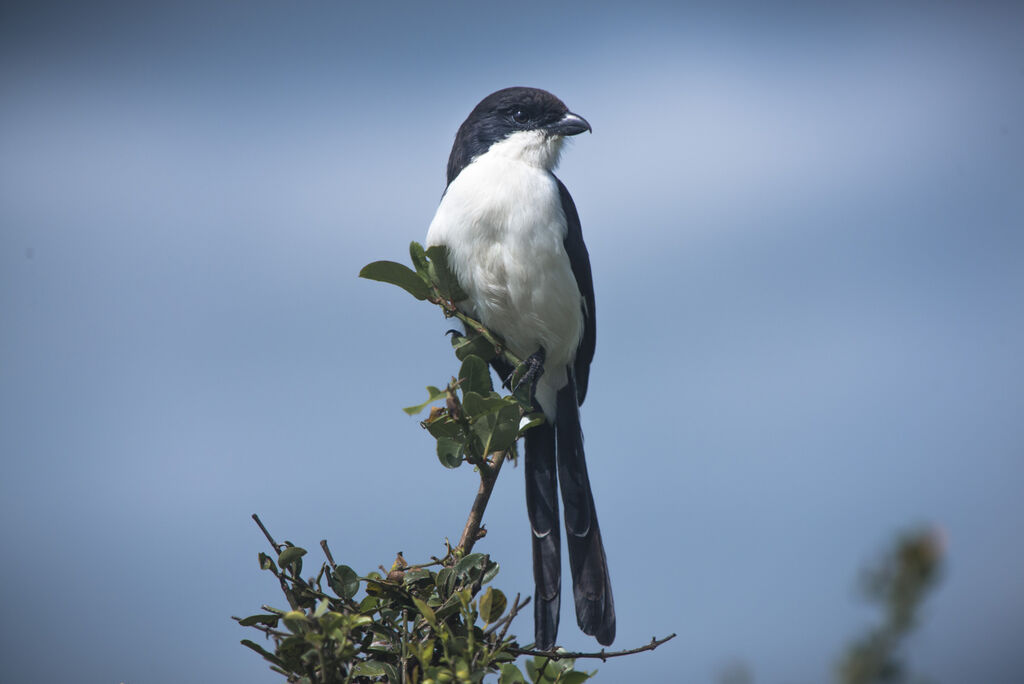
556, 379, 616, 646
524, 420, 561, 649
525, 379, 616, 650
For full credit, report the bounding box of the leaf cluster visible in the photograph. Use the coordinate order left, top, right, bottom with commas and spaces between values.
406, 355, 543, 471
236, 523, 594, 684
360, 242, 468, 307
360, 243, 531, 376
836, 528, 944, 684
361, 243, 542, 471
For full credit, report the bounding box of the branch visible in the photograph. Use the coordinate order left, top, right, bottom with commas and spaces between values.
457, 449, 508, 555
252, 513, 282, 552
320, 539, 337, 569
250, 514, 301, 609
440, 304, 524, 371
485, 592, 530, 643
510, 633, 678, 661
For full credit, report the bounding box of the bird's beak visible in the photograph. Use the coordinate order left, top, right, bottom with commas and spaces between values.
546, 112, 592, 137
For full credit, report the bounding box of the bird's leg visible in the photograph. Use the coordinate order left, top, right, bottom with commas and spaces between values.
513, 347, 546, 407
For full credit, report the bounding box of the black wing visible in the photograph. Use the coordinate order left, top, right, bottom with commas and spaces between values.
555, 177, 596, 405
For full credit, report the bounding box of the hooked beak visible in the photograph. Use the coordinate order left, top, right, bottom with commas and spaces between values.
546, 111, 592, 137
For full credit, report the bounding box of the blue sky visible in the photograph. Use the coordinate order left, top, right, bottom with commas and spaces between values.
2, 2, 1022, 682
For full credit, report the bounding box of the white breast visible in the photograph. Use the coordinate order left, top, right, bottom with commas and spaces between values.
426, 148, 583, 418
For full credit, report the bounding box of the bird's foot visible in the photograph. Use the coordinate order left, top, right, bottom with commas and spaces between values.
512, 348, 546, 407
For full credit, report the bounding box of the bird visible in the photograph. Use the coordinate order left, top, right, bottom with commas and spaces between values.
425, 87, 614, 649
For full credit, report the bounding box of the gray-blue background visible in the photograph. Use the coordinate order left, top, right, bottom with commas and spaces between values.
2, 2, 1022, 682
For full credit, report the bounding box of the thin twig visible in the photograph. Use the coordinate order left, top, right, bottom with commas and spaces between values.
320, 539, 337, 569
483, 592, 519, 636
235, 619, 291, 640
500, 594, 529, 644
485, 592, 530, 643
252, 513, 281, 552
511, 633, 678, 661
250, 515, 300, 609
407, 558, 445, 570
457, 449, 508, 554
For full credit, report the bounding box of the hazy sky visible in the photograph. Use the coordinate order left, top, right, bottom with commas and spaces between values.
2, 2, 1022, 682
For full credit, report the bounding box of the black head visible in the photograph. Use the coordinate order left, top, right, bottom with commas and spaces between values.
446, 87, 591, 184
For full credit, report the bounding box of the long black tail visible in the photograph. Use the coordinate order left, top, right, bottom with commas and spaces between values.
524, 419, 560, 649
556, 379, 615, 646
525, 378, 615, 649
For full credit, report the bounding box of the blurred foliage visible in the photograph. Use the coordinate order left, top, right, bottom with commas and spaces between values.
836, 528, 944, 684
715, 528, 944, 684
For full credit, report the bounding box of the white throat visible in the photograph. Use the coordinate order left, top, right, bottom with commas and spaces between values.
484, 130, 566, 170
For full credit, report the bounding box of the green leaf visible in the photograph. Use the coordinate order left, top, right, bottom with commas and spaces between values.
558, 671, 594, 684
425, 415, 462, 440
528, 655, 572, 684
469, 401, 519, 456
330, 564, 360, 600
452, 333, 497, 361
479, 587, 507, 624
454, 659, 472, 684
352, 660, 388, 677
525, 658, 542, 684
409, 241, 429, 277
282, 610, 309, 633
462, 391, 507, 418
403, 385, 446, 415
458, 355, 492, 395
365, 578, 402, 599
481, 559, 500, 584
546, 657, 574, 676
454, 552, 487, 580
435, 593, 463, 622
489, 403, 522, 453
237, 613, 280, 627
258, 552, 276, 571
437, 437, 464, 468
425, 244, 468, 300
403, 567, 431, 585
499, 663, 527, 684
417, 638, 436, 669
471, 413, 497, 456
240, 639, 286, 668
359, 260, 432, 301
383, 663, 400, 683
277, 546, 307, 569
412, 596, 438, 628
435, 567, 456, 597
321, 611, 345, 633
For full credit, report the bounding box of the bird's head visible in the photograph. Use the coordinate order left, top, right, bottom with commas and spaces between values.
447, 87, 591, 183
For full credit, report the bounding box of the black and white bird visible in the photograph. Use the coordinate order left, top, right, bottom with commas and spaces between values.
425, 87, 614, 649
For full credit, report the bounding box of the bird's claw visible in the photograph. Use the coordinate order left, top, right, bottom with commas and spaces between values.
513, 348, 546, 407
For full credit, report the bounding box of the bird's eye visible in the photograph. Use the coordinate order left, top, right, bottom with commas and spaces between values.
512, 109, 529, 124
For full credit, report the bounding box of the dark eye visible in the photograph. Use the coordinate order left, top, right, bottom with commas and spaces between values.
512, 109, 529, 124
